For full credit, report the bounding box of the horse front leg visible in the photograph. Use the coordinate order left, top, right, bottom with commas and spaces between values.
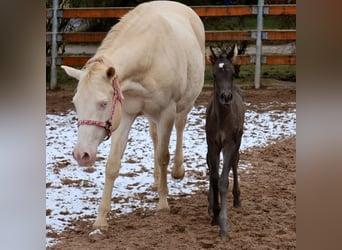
148, 120, 159, 191
206, 143, 220, 225
218, 147, 234, 237
92, 114, 135, 231
156, 107, 175, 212
232, 151, 241, 208
171, 111, 188, 180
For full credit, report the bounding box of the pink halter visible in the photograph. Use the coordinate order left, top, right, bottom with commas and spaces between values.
77, 75, 124, 141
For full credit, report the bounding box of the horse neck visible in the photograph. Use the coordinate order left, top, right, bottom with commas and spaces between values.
96, 44, 148, 84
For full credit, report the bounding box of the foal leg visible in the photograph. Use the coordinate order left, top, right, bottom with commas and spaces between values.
93, 114, 135, 231
171, 111, 188, 179
232, 152, 241, 208
156, 106, 175, 211
218, 148, 234, 237
206, 144, 221, 225
148, 120, 159, 191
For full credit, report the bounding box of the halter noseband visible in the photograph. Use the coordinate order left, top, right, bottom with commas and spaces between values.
77, 75, 124, 141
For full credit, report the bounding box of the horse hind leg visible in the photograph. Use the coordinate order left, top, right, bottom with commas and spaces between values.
156, 107, 175, 212
171, 111, 187, 180
218, 163, 230, 237
218, 147, 238, 237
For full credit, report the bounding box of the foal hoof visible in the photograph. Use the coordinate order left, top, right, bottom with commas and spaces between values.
219, 230, 228, 240
211, 217, 220, 226
233, 200, 241, 208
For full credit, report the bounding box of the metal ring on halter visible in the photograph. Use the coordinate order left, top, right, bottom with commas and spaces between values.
103, 120, 112, 141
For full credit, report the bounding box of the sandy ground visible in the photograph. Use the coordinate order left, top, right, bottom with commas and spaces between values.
46, 85, 296, 249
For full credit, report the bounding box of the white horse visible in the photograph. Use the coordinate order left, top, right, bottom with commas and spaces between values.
61, 1, 205, 232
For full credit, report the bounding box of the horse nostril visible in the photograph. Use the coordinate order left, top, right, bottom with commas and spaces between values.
228, 92, 233, 102
82, 152, 90, 161
220, 93, 225, 101
220, 92, 233, 104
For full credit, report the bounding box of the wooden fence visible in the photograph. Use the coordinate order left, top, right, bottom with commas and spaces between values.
46, 2, 296, 88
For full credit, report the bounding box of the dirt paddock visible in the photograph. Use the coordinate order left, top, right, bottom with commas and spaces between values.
46, 82, 296, 249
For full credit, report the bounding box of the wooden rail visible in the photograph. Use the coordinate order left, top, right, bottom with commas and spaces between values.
46, 5, 296, 19
47, 4, 296, 72
46, 30, 296, 43
47, 54, 295, 67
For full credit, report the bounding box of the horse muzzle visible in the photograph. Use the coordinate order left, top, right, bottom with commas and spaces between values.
219, 91, 233, 105
72, 147, 97, 167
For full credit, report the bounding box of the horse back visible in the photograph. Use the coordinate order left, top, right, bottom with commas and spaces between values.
97, 1, 205, 117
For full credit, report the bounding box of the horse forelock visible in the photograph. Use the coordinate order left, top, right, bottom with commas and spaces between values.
214, 58, 234, 75
81, 56, 113, 82
84, 56, 112, 70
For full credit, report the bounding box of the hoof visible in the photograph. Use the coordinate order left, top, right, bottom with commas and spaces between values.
157, 206, 170, 213
233, 200, 241, 208
220, 233, 229, 240
157, 202, 170, 214
88, 228, 107, 242
171, 166, 185, 180
211, 217, 220, 226
157, 198, 170, 213
219, 230, 228, 239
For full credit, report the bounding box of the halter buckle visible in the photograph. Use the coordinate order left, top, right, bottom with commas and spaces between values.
103, 120, 112, 141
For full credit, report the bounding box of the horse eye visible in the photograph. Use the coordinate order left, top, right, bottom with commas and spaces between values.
99, 101, 108, 109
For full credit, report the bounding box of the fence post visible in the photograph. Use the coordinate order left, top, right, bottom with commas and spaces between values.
254, 0, 264, 89
50, 0, 59, 90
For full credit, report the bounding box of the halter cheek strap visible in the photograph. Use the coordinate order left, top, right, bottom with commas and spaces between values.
77, 75, 124, 141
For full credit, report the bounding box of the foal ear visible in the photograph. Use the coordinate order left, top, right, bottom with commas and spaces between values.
207, 46, 218, 64
106, 67, 115, 79
227, 44, 238, 64
61, 65, 81, 80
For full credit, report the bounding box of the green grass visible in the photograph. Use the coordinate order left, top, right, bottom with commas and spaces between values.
49, 63, 295, 90
48, 13, 296, 90
205, 64, 296, 88
47, 66, 78, 90
202, 15, 296, 31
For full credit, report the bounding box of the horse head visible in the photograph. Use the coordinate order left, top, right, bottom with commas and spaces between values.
208, 45, 237, 106
61, 56, 124, 166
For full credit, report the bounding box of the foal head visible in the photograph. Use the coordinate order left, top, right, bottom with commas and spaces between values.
61, 56, 123, 166
208, 45, 238, 105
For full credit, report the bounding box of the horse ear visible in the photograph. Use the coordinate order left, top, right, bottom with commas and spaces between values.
61, 65, 81, 80
207, 46, 217, 64
106, 67, 115, 79
227, 44, 238, 63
